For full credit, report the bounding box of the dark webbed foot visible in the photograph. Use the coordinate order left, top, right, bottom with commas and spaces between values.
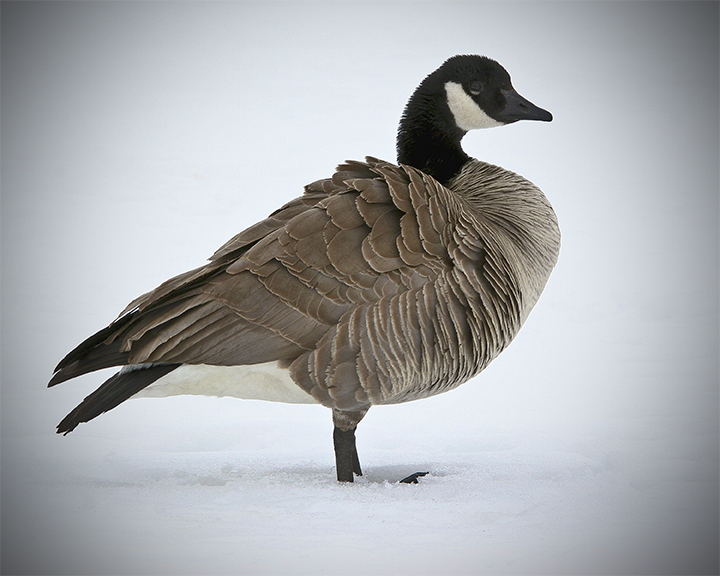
399, 471, 429, 484
333, 426, 362, 482
332, 425, 429, 484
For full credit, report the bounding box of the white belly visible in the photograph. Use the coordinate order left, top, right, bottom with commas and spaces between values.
131, 362, 318, 404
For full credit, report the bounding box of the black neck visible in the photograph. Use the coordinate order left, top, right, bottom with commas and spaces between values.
396, 95, 469, 186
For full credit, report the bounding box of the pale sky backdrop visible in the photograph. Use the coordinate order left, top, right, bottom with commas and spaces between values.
2, 2, 718, 575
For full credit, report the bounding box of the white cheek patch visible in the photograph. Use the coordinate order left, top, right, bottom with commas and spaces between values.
445, 81, 504, 131
130, 362, 318, 404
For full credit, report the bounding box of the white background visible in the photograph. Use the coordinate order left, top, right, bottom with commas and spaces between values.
2, 2, 718, 574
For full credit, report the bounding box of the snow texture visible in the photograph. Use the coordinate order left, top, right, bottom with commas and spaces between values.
2, 2, 718, 575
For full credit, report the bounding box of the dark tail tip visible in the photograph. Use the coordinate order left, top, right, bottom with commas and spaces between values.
55, 363, 181, 434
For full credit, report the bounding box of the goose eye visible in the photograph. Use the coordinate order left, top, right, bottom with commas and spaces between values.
468, 81, 483, 95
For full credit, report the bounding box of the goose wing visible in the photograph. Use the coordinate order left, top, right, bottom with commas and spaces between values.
48, 187, 328, 385
287, 159, 499, 410
51, 157, 487, 413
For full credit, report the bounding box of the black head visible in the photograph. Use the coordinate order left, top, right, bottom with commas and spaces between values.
397, 55, 552, 184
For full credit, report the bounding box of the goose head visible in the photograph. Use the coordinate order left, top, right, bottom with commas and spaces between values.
396, 55, 552, 185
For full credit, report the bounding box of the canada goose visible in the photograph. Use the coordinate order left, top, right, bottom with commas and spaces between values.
49, 55, 560, 483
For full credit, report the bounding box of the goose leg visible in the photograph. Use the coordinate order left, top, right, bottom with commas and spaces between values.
333, 426, 362, 482
332, 408, 368, 482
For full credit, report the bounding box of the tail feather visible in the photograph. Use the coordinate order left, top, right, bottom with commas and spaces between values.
49, 317, 136, 387
48, 346, 130, 387
57, 363, 181, 434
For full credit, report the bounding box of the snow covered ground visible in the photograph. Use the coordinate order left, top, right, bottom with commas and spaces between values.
2, 2, 718, 575
4, 406, 715, 575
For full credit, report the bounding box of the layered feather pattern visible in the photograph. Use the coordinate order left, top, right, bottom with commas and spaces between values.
51, 156, 559, 423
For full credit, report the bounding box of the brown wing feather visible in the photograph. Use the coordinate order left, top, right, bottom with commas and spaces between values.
52, 159, 424, 379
